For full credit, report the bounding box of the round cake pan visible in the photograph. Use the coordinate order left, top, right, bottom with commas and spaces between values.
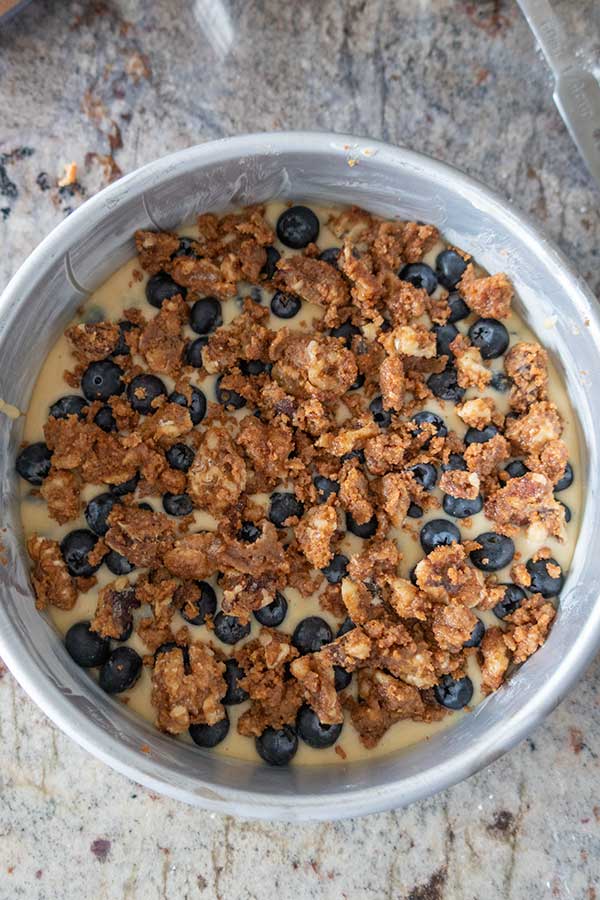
0, 133, 598, 821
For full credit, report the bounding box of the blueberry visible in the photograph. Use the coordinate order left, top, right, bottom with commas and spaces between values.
314, 474, 339, 503
190, 297, 222, 335
398, 263, 438, 295
409, 565, 418, 586
292, 616, 333, 655
111, 320, 136, 357
408, 463, 438, 490
238, 521, 261, 543
464, 424, 499, 445
146, 271, 185, 308
442, 493, 483, 519
256, 725, 298, 766
505, 460, 528, 479
94, 404, 117, 432
189, 714, 230, 748
169, 387, 206, 426
334, 665, 352, 692
411, 410, 448, 441
254, 591, 288, 627
330, 321, 360, 348
65, 621, 110, 668
223, 658, 249, 705
215, 375, 246, 411
15, 442, 52, 485
370, 395, 393, 428
49, 395, 87, 420
105, 550, 136, 576
490, 372, 511, 393
554, 462, 573, 493
434, 674, 473, 710
297, 705, 342, 749
166, 442, 195, 472
407, 502, 423, 518
269, 492, 304, 528
98, 647, 142, 694
127, 374, 167, 414
81, 360, 124, 402
186, 336, 208, 368
436, 249, 468, 290
270, 291, 301, 319
470, 532, 514, 571
420, 519, 461, 554
493, 583, 527, 619
346, 512, 378, 539
526, 557, 564, 597
559, 501, 572, 523
340, 448, 365, 465
261, 245, 281, 279
441, 453, 467, 472
173, 236, 198, 258
319, 247, 341, 267
180, 581, 217, 625
322, 553, 349, 585
60, 529, 103, 577
435, 323, 459, 358
109, 472, 140, 496
463, 618, 485, 648
239, 359, 271, 376
163, 492, 193, 517
213, 612, 251, 645
349, 372, 365, 391
468, 318, 509, 360
85, 492, 119, 536
427, 367, 465, 402
276, 205, 320, 249
447, 291, 470, 323
138, 502, 154, 511
337, 617, 355, 638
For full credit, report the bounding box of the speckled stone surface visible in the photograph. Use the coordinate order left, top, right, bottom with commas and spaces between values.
1, 1, 599, 897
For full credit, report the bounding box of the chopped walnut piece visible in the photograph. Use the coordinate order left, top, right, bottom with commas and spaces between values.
341, 578, 386, 624
385, 577, 429, 621
339, 464, 374, 525
345, 668, 428, 748
432, 605, 478, 652
504, 341, 548, 412
378, 472, 412, 526
505, 401, 563, 455
40, 468, 81, 524
339, 243, 383, 312
439, 469, 481, 500
458, 268, 513, 319
290, 654, 343, 725
415, 543, 485, 607
138, 295, 187, 376
383, 324, 436, 359
271, 332, 358, 402
105, 506, 177, 567
457, 397, 495, 430
163, 532, 222, 580
169, 255, 236, 300
187, 424, 247, 515
275, 256, 349, 320
151, 644, 226, 734
296, 504, 337, 569
479, 627, 511, 694
134, 230, 179, 274
363, 618, 438, 688
316, 420, 380, 457
484, 472, 566, 540
91, 581, 140, 639
451, 337, 492, 390
347, 539, 401, 583
65, 322, 120, 363
137, 402, 193, 446
503, 594, 556, 663
27, 535, 78, 611
237, 415, 293, 487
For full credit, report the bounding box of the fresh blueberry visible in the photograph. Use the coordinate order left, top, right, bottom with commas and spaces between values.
169, 387, 207, 426
186, 336, 208, 368
470, 532, 515, 571
408, 463, 438, 490
94, 404, 117, 432
173, 236, 198, 258
138, 502, 154, 511
127, 374, 167, 414
334, 666, 352, 692
239, 359, 271, 376
146, 271, 185, 308
526, 557, 564, 597
49, 395, 87, 420
292, 616, 333, 655
65, 621, 110, 668
427, 367, 465, 402
322, 553, 349, 585
399, 262, 437, 295
346, 512, 378, 539
261, 245, 281, 279
223, 658, 249, 705
435, 323, 459, 358
436, 249, 468, 289
409, 565, 418, 586
464, 424, 499, 445
490, 372, 512, 393
269, 492, 304, 528
349, 372, 365, 391
319, 247, 341, 267
180, 581, 217, 625
441, 453, 467, 472
337, 617, 355, 637
463, 618, 485, 648
215, 375, 246, 411
447, 291, 470, 323
254, 591, 288, 627
276, 205, 320, 249
85, 492, 119, 536
270, 290, 301, 319
189, 297, 222, 335
213, 612, 251, 645
340, 448, 365, 465
407, 502, 423, 518
105, 550, 136, 576
60, 529, 103, 577
166, 442, 195, 472
256, 725, 298, 766
493, 583, 527, 619
15, 442, 52, 485
109, 472, 140, 496
189, 714, 230, 748
370, 395, 393, 428
554, 462, 573, 493
468, 318, 509, 359
314, 474, 339, 503
238, 521, 261, 543
411, 410, 448, 441
559, 501, 572, 523
505, 460, 528, 479
330, 321, 360, 348
98, 647, 142, 694
434, 674, 473, 710
81, 360, 124, 402
420, 519, 461, 554
163, 492, 193, 517
442, 493, 483, 519
297, 705, 343, 749
111, 320, 136, 357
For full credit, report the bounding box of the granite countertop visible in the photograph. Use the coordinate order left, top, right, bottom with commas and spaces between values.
1, 1, 599, 897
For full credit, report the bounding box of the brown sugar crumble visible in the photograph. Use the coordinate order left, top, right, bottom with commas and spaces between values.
18, 201, 577, 766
